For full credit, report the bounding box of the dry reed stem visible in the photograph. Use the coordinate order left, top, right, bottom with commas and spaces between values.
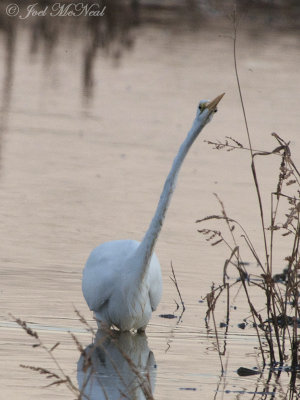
170, 261, 186, 323
12, 315, 80, 395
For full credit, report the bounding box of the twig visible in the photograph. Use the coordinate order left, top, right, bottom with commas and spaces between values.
11, 315, 80, 396
170, 261, 186, 320
233, 5, 270, 274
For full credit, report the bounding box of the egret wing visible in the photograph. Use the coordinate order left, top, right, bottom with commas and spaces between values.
82, 240, 141, 312
148, 252, 162, 311
82, 244, 117, 311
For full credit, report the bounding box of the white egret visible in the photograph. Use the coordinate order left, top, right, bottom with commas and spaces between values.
82, 93, 224, 332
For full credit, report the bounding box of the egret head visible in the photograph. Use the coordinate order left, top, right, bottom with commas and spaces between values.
196, 93, 225, 124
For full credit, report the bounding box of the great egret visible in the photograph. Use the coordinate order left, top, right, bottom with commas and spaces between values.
82, 94, 224, 332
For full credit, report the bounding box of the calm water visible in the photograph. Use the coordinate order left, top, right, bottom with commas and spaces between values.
1, 2, 300, 399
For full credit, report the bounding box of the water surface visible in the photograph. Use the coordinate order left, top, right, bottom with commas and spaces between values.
1, 2, 300, 399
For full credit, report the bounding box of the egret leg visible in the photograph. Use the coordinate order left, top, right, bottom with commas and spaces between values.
137, 325, 147, 333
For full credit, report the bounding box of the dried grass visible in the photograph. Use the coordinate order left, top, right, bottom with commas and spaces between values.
198, 6, 300, 398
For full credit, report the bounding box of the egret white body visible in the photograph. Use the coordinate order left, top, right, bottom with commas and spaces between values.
83, 240, 161, 331
82, 94, 224, 331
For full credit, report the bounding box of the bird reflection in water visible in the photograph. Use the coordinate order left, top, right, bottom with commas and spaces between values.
77, 329, 156, 400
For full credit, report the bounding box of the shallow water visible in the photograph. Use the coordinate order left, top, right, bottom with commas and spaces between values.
0, 2, 300, 399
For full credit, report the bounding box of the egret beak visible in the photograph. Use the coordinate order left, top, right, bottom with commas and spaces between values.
206, 93, 225, 112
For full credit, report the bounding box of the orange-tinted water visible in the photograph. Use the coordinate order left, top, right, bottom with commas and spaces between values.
0, 4, 299, 399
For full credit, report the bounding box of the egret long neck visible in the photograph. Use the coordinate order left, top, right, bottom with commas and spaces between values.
134, 110, 211, 279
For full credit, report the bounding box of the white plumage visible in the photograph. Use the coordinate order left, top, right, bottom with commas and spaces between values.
82, 94, 224, 331
82, 240, 162, 331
